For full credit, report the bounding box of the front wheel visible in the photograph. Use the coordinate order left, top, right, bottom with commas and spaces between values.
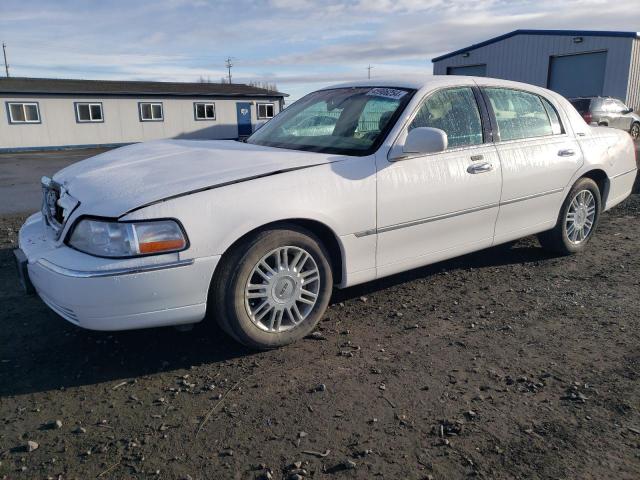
210, 225, 333, 349
538, 177, 601, 255
630, 122, 640, 141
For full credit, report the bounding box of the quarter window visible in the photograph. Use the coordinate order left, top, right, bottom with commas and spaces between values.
76, 102, 103, 122
257, 103, 275, 119
139, 102, 163, 121
409, 87, 483, 148
194, 102, 216, 120
484, 88, 554, 141
540, 97, 563, 135
7, 102, 40, 124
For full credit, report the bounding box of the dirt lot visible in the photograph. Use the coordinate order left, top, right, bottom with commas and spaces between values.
1, 180, 640, 479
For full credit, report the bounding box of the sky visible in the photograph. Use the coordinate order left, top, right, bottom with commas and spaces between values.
1, 0, 639, 102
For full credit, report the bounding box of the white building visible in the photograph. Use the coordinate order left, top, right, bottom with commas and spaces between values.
0, 77, 287, 152
432, 29, 640, 109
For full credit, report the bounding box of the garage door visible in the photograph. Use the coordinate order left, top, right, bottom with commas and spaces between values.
548, 51, 607, 98
446, 64, 487, 77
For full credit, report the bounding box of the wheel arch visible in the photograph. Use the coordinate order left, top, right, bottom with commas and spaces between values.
580, 169, 609, 205
216, 218, 345, 286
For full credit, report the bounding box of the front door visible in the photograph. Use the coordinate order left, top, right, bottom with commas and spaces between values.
376, 86, 502, 278
236, 102, 252, 137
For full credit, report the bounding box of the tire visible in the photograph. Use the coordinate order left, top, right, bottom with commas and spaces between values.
630, 122, 640, 141
538, 177, 601, 255
210, 225, 333, 349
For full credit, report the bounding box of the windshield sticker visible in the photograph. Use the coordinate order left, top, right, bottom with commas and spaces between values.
366, 88, 407, 100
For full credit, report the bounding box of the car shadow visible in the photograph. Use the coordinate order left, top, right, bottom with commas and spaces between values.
332, 239, 555, 303
0, 239, 556, 398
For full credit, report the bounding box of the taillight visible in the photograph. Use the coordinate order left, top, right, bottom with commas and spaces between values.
582, 112, 593, 123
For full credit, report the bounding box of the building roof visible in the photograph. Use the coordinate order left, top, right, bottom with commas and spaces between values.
0, 77, 288, 97
432, 29, 640, 63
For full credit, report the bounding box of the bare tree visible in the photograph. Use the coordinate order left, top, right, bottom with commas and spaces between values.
247, 80, 278, 92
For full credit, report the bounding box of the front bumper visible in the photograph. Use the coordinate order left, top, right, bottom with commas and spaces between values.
18, 213, 220, 331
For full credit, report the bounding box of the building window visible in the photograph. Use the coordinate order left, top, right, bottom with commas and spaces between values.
7, 102, 41, 124
194, 102, 216, 120
75, 102, 103, 122
257, 103, 275, 119
139, 102, 163, 121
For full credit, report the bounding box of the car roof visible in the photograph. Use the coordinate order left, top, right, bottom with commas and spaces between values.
320, 75, 557, 95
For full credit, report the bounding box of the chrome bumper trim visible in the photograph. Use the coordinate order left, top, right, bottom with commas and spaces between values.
35, 258, 195, 278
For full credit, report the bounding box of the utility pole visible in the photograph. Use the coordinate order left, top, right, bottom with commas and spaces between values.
2, 43, 9, 78
367, 64, 373, 80
225, 57, 234, 84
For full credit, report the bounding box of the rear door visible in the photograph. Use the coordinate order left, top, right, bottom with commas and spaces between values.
482, 87, 583, 244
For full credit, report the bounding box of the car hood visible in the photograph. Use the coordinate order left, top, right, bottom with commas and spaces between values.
53, 139, 342, 218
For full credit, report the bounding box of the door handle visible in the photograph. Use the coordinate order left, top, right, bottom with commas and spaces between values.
467, 162, 493, 174
558, 149, 576, 157
470, 154, 484, 161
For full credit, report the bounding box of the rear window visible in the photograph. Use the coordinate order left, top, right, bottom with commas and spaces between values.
569, 99, 591, 114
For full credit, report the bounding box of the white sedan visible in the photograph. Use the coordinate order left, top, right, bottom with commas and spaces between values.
15, 77, 637, 349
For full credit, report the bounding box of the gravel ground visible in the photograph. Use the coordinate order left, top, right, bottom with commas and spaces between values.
1, 195, 639, 479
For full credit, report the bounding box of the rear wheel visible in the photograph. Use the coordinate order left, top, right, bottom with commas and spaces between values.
211, 225, 333, 349
538, 177, 601, 255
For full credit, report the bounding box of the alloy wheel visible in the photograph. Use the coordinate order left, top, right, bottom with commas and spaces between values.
244, 246, 320, 332
565, 190, 596, 244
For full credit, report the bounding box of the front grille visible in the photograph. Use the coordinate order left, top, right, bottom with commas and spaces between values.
41, 177, 63, 235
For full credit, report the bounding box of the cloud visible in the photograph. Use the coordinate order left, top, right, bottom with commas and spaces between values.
1, 0, 639, 102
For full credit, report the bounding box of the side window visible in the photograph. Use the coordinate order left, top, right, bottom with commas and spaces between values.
612, 99, 628, 113
540, 97, 563, 135
409, 87, 483, 148
485, 88, 553, 141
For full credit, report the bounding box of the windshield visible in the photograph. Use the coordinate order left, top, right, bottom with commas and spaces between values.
247, 87, 415, 156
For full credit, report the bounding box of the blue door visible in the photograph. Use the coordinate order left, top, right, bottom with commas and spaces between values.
236, 102, 252, 137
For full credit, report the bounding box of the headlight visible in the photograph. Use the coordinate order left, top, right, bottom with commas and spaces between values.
68, 219, 187, 258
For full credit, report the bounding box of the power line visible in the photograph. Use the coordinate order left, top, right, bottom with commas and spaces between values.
2, 43, 9, 78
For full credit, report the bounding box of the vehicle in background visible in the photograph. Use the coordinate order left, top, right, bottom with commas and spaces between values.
569, 97, 640, 140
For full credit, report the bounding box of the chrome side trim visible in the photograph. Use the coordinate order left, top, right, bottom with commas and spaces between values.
355, 202, 499, 238
354, 228, 377, 238
36, 258, 195, 278
610, 167, 638, 179
499, 187, 564, 206
354, 187, 565, 238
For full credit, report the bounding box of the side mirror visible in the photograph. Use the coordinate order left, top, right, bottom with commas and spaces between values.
624, 107, 634, 114
403, 127, 448, 155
